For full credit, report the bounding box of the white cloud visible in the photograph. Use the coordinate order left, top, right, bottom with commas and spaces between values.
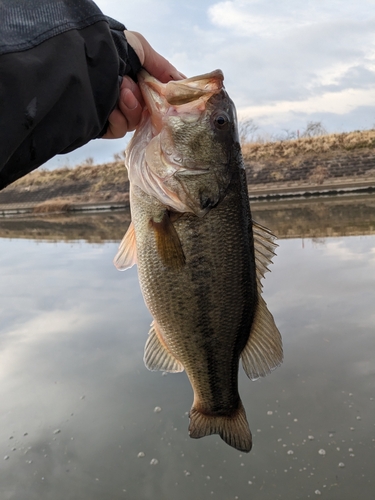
208, 0, 375, 35
0, 310, 87, 381
237, 87, 375, 125
202, 2, 375, 134
321, 238, 375, 265
208, 0, 312, 37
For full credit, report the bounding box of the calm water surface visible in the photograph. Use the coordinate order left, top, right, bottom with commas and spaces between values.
0, 196, 374, 499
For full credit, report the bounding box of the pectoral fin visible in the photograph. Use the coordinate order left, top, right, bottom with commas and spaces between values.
113, 222, 137, 271
144, 321, 184, 373
150, 212, 186, 269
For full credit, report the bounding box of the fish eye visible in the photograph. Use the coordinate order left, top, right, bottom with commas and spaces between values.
216, 116, 226, 126
212, 111, 230, 129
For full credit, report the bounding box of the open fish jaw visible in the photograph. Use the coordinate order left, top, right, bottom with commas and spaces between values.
125, 70, 237, 217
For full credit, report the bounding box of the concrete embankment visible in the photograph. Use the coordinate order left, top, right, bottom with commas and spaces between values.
243, 129, 375, 199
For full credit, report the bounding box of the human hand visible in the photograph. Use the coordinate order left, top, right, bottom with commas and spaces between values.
103, 30, 185, 139
103, 75, 143, 139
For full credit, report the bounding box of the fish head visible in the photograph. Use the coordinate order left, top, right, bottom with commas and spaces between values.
128, 70, 241, 216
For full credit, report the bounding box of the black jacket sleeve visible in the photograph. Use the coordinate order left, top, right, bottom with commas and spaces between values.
0, 0, 142, 190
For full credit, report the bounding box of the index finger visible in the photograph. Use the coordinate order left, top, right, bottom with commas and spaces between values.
144, 51, 186, 83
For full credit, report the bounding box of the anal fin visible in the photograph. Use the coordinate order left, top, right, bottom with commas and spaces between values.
144, 321, 184, 373
113, 222, 137, 271
241, 295, 283, 381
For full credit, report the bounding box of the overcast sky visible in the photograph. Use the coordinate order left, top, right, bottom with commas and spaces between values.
46, 0, 375, 168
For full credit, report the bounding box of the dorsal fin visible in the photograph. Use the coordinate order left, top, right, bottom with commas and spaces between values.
241, 221, 283, 380
144, 321, 184, 373
113, 222, 137, 271
252, 220, 278, 290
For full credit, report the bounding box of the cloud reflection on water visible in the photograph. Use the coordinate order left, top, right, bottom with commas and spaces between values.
0, 200, 374, 499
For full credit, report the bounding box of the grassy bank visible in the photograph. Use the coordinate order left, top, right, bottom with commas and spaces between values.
242, 129, 375, 160
11, 158, 128, 189
0, 129, 374, 214
9, 129, 375, 188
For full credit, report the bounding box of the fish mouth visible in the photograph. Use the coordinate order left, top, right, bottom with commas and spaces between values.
138, 70, 224, 133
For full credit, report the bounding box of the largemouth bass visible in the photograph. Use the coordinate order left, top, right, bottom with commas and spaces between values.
114, 69, 283, 453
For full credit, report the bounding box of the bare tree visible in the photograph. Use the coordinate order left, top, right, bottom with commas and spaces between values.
301, 121, 327, 138
238, 118, 259, 145
275, 129, 298, 141
113, 150, 127, 162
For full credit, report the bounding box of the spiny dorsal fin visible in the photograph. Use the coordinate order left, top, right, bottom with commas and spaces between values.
150, 212, 186, 270
189, 401, 252, 453
241, 295, 283, 381
252, 220, 278, 289
144, 321, 184, 373
113, 222, 137, 271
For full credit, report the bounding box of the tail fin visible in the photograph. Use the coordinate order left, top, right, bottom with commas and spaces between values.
188, 402, 252, 452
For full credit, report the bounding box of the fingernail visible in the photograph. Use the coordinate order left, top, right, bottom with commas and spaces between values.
168, 71, 187, 81
123, 89, 138, 110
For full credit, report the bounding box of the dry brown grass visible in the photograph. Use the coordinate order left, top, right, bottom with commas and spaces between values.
12, 159, 128, 189
33, 199, 73, 213
242, 129, 375, 160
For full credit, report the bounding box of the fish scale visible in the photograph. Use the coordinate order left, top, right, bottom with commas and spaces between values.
114, 69, 283, 452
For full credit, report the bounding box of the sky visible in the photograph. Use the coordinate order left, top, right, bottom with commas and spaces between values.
46, 0, 375, 168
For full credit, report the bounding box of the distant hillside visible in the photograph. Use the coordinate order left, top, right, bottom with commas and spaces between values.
242, 129, 375, 159
0, 129, 374, 214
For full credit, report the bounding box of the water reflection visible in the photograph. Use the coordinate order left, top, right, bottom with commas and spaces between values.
252, 193, 375, 239
0, 196, 374, 499
0, 193, 374, 242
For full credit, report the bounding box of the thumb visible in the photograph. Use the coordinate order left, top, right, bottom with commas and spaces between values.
125, 30, 185, 82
